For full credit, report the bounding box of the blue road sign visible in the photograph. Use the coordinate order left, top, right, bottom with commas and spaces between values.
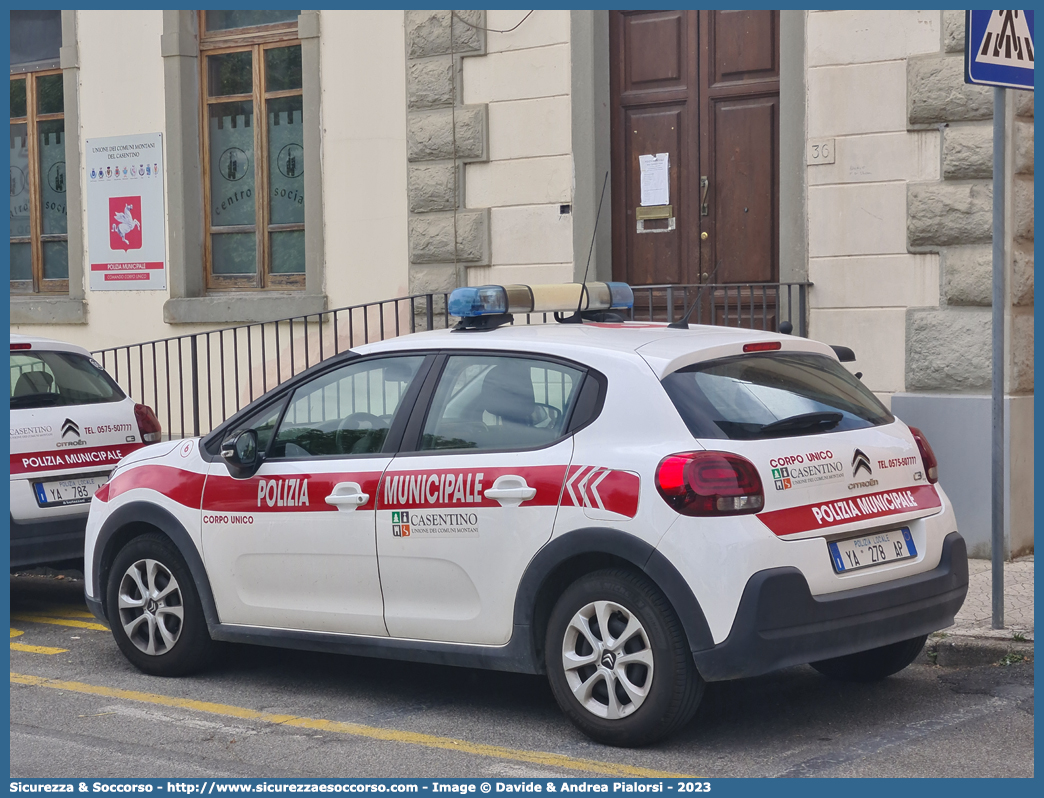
965, 10, 1035, 90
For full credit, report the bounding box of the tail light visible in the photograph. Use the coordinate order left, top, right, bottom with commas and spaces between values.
908, 426, 939, 484
134, 403, 162, 443
656, 451, 764, 516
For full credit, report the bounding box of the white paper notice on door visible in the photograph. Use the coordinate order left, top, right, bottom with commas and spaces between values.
639, 152, 670, 206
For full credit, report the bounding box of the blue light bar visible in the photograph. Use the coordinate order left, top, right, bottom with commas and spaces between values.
449, 282, 634, 318
606, 282, 634, 310
448, 286, 508, 317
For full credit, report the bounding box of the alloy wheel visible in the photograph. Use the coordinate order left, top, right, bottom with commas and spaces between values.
561, 600, 655, 719
117, 558, 185, 656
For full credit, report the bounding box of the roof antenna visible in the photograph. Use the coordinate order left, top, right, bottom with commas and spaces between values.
668, 259, 721, 329
556, 171, 610, 324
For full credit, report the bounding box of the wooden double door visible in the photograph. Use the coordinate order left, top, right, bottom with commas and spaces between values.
610, 10, 780, 296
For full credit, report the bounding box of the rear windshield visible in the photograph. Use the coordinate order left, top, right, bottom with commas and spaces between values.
662, 352, 893, 441
10, 350, 125, 410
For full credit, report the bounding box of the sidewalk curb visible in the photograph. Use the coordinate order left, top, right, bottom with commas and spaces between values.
919, 633, 1034, 668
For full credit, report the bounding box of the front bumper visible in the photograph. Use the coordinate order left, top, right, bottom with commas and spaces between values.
693, 531, 968, 681
85, 593, 106, 625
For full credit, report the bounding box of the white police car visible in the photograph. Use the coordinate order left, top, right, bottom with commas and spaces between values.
11, 334, 162, 569
83, 283, 967, 746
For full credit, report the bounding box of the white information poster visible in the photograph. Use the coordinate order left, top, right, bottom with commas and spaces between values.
85, 132, 166, 290
639, 152, 670, 206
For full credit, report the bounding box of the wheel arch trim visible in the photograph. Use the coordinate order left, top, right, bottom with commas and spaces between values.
513, 527, 715, 657
92, 501, 220, 627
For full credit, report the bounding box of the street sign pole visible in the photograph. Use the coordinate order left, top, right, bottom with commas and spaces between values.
990, 86, 1005, 629
965, 9, 1034, 630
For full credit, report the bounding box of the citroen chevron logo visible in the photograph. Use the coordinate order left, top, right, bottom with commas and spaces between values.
852, 449, 872, 477
61, 419, 80, 439
600, 651, 617, 669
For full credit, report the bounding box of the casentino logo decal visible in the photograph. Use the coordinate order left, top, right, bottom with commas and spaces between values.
391, 510, 412, 537
391, 509, 478, 538
10, 424, 52, 439
769, 450, 844, 491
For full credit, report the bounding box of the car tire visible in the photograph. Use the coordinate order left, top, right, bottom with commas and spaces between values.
544, 568, 703, 747
810, 634, 928, 682
106, 532, 214, 676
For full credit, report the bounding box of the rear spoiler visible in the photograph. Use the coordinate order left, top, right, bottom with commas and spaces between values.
830, 345, 856, 363
778, 323, 855, 365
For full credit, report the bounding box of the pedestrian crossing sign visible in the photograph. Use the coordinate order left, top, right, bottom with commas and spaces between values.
965, 10, 1035, 90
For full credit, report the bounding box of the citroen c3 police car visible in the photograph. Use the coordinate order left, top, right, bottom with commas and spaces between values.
10, 334, 162, 569
83, 283, 967, 746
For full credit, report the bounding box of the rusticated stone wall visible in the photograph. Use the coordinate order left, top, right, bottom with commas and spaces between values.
905, 11, 1034, 395
404, 10, 490, 297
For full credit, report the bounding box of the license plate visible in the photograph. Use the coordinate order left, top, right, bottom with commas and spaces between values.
828, 527, 917, 573
33, 475, 109, 507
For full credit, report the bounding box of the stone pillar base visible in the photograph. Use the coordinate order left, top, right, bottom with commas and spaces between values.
891, 392, 1034, 559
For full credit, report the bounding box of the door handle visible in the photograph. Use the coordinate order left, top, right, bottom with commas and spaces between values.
700, 176, 709, 216
484, 475, 537, 508
325, 482, 369, 511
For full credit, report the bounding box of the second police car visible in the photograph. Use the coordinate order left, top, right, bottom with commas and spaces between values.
11, 334, 162, 569
83, 283, 968, 747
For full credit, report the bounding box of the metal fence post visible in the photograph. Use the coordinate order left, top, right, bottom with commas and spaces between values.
190, 335, 201, 438
799, 283, 808, 337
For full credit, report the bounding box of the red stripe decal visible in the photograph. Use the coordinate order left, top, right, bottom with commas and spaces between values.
561, 466, 640, 519
203, 472, 386, 513
10, 443, 144, 475
757, 485, 942, 536
377, 466, 568, 510
107, 464, 207, 508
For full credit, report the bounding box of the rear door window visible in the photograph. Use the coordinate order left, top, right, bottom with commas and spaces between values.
662, 352, 893, 440
10, 351, 125, 410
420, 355, 584, 452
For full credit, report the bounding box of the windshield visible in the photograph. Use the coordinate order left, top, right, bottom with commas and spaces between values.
662, 352, 893, 441
10, 350, 125, 410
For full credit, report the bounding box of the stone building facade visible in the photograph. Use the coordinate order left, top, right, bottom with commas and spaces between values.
9, 10, 1033, 555
798, 10, 1033, 557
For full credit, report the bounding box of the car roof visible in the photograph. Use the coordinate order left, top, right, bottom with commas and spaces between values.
10, 333, 92, 358
352, 321, 837, 378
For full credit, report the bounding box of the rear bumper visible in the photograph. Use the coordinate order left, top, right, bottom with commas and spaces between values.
692, 531, 968, 681
9, 514, 88, 569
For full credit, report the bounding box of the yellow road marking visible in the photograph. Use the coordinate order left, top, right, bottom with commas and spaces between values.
33, 604, 98, 620
11, 643, 68, 655
9, 614, 108, 632
11, 672, 691, 778
11, 627, 70, 654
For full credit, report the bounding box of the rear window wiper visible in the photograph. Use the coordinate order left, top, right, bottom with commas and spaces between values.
757, 411, 843, 436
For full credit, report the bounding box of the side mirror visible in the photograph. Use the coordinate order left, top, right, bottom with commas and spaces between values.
221, 429, 261, 479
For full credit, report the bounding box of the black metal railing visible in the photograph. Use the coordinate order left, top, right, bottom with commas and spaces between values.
628, 282, 809, 335
93, 282, 810, 440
